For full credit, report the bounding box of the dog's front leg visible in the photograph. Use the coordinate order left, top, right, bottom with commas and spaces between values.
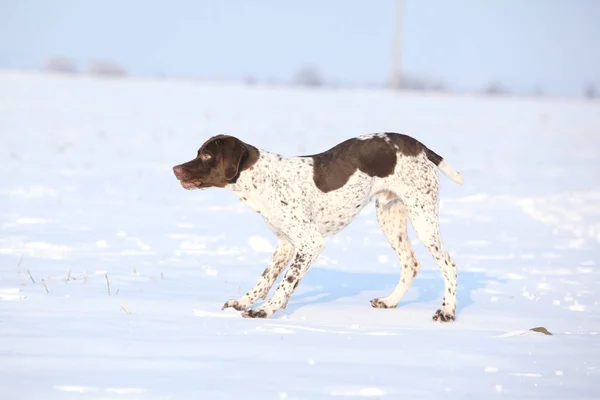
242, 229, 325, 319
222, 238, 294, 311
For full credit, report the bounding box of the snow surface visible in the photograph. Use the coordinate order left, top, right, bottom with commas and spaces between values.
1, 71, 599, 399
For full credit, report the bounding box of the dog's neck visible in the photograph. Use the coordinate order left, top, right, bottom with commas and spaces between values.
228, 148, 276, 196
227, 150, 284, 216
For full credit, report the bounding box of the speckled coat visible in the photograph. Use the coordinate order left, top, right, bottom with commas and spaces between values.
173, 132, 464, 321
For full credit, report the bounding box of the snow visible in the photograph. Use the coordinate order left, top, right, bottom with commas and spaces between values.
1, 71, 599, 399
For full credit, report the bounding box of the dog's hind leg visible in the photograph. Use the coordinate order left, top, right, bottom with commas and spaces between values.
400, 164, 458, 322
370, 194, 422, 309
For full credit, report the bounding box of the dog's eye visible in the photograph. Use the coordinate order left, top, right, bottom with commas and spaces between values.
200, 152, 212, 161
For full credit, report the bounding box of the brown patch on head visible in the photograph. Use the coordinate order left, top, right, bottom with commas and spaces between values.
306, 133, 426, 193
172, 135, 259, 190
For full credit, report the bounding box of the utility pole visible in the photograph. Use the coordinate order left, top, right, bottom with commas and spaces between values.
389, 0, 404, 90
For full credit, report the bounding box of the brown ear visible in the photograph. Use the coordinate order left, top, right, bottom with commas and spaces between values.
222, 137, 247, 180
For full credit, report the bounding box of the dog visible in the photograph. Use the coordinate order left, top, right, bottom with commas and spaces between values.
173, 132, 463, 321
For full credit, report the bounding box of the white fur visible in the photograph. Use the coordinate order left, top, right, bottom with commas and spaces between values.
438, 160, 464, 185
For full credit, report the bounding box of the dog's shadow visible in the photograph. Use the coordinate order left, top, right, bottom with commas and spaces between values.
280, 267, 502, 316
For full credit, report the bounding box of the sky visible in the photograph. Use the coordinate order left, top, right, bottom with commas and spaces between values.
0, 0, 599, 96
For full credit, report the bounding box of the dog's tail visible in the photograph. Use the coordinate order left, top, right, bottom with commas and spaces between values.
424, 147, 464, 185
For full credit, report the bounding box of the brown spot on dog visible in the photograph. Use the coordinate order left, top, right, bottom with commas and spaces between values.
385, 132, 423, 156
305, 136, 395, 193
305, 133, 430, 193
424, 147, 443, 166
286, 276, 294, 283
386, 131, 445, 167
377, 190, 398, 205
386, 132, 444, 166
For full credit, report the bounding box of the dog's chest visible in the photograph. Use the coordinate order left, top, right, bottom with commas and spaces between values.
235, 190, 270, 217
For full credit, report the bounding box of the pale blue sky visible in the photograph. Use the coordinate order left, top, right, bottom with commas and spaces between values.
1, 0, 599, 96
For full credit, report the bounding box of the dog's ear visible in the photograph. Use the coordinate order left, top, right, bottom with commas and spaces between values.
221, 137, 248, 180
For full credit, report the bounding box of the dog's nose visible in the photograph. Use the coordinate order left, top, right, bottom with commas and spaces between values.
173, 165, 184, 178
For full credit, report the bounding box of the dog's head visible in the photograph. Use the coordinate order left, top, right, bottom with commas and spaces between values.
173, 135, 250, 190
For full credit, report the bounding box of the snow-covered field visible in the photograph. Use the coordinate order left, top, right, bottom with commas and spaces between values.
1, 71, 599, 399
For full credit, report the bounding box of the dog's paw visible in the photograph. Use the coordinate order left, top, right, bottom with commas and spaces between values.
432, 309, 455, 323
221, 299, 248, 311
370, 298, 397, 309
241, 309, 269, 319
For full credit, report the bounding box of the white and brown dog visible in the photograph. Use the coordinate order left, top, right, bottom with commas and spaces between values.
173, 132, 463, 321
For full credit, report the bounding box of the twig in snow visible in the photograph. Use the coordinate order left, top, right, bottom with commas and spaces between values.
27, 270, 36, 284
530, 326, 552, 336
105, 274, 111, 296
17, 254, 24, 269
120, 303, 131, 314
116, 288, 119, 295
64, 269, 71, 282
42, 279, 49, 294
